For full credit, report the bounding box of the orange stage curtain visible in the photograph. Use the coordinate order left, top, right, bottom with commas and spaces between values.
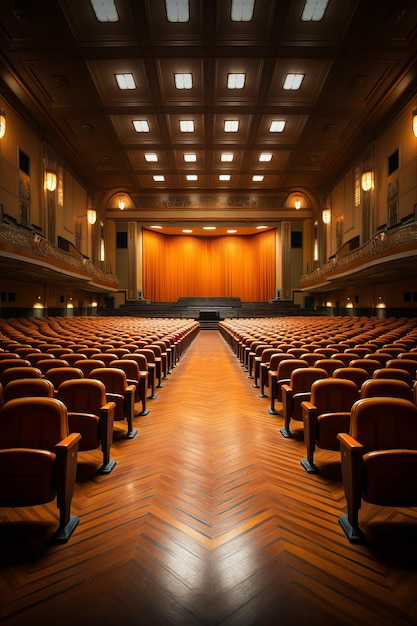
143, 229, 276, 302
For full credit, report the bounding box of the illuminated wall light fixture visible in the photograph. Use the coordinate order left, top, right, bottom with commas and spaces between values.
322, 208, 331, 224
87, 209, 97, 224
295, 198, 301, 210
45, 171, 57, 192
412, 110, 417, 137
118, 198, 125, 210
0, 112, 6, 139
361, 171, 374, 191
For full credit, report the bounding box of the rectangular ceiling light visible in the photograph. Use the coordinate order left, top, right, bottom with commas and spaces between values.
90, 0, 119, 22
301, 0, 329, 21
224, 120, 239, 132
144, 153, 158, 162
283, 73, 304, 90
115, 73, 136, 89
179, 120, 194, 132
184, 153, 197, 162
227, 73, 246, 89
269, 120, 286, 132
219, 174, 231, 181
186, 174, 197, 181
153, 175, 165, 182
221, 153, 234, 162
252, 175, 264, 181
165, 0, 189, 22
175, 73, 193, 89
133, 120, 150, 132
231, 0, 255, 21
259, 153, 272, 162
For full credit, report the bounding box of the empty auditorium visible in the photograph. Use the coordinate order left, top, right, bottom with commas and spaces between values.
1, 1, 417, 624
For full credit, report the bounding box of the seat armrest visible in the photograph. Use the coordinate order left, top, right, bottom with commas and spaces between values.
55, 432, 81, 511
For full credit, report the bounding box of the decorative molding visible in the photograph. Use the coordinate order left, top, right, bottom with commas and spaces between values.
130, 195, 288, 210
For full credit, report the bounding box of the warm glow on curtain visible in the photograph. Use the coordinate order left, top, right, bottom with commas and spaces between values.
143, 229, 276, 301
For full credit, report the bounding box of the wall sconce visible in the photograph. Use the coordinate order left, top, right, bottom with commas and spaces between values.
413, 110, 417, 137
45, 170, 57, 192
295, 198, 301, 210
361, 171, 373, 191
322, 208, 331, 224
87, 208, 97, 224
118, 197, 125, 210
0, 112, 6, 139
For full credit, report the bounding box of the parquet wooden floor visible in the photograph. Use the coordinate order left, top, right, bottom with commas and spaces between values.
1, 330, 417, 626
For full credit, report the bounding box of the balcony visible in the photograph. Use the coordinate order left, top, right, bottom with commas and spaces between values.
300, 221, 417, 292
0, 222, 118, 293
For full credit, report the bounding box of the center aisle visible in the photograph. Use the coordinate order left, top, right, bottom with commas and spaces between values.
131, 327, 292, 624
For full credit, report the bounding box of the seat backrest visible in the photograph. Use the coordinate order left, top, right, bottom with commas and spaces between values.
259, 347, 280, 363
268, 352, 293, 371
398, 352, 417, 362
386, 359, 417, 379
350, 397, 417, 451
330, 353, 358, 366
109, 347, 130, 358
80, 347, 101, 358
290, 367, 328, 393
3, 378, 55, 403
57, 378, 107, 413
45, 366, 84, 389
332, 367, 369, 388
314, 358, 345, 375
37, 358, 70, 374
122, 353, 148, 371
111, 358, 141, 378
300, 353, 325, 365
0, 396, 68, 451
134, 349, 156, 364
0, 358, 31, 375
147, 344, 163, 357
349, 359, 381, 375
361, 377, 413, 401
0, 352, 21, 361
25, 352, 55, 366
73, 359, 106, 376
89, 367, 127, 394
372, 367, 413, 385
61, 352, 87, 365
1, 366, 42, 387
91, 353, 119, 366
309, 378, 359, 413
276, 358, 308, 379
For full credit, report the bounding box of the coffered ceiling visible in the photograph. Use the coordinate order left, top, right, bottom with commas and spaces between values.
1, 0, 417, 225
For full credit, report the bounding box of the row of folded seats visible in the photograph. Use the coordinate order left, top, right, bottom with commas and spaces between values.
219, 315, 417, 543
0, 316, 199, 543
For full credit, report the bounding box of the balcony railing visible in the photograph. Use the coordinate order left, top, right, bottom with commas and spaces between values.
300, 221, 417, 290
0, 222, 119, 291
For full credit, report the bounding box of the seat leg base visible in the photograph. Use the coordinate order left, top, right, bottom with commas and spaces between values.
53, 514, 79, 544
136, 408, 150, 416
300, 458, 319, 473
99, 459, 117, 475
268, 407, 279, 415
338, 514, 366, 544
124, 428, 138, 439
280, 427, 294, 438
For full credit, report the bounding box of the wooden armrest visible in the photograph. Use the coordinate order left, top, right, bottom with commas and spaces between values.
301, 400, 315, 412
56, 432, 82, 451
337, 432, 363, 451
